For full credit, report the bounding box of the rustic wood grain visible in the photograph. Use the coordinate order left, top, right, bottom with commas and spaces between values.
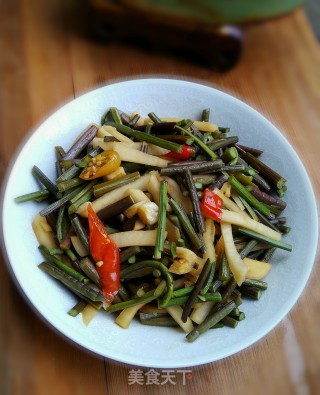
0, 1, 319, 394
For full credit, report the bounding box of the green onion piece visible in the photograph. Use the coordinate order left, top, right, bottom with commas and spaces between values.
155, 135, 194, 145
119, 246, 142, 264
237, 144, 262, 157
232, 289, 243, 307
121, 260, 173, 308
80, 257, 101, 286
252, 208, 280, 232
234, 311, 246, 321
242, 278, 268, 290
187, 212, 206, 254
49, 248, 65, 255
246, 185, 287, 210
140, 315, 178, 327
238, 195, 260, 222
109, 107, 123, 124
190, 124, 206, 142
70, 180, 98, 204
139, 311, 168, 320
276, 186, 287, 198
70, 216, 90, 254
121, 267, 155, 279
218, 255, 231, 282
253, 173, 272, 192
65, 248, 77, 262
203, 132, 214, 144
129, 113, 141, 127
68, 300, 87, 317
177, 238, 185, 247
278, 225, 291, 234
230, 307, 240, 317
239, 239, 259, 259
15, 189, 50, 203
234, 173, 254, 187
76, 162, 88, 168
186, 301, 237, 342
38, 245, 88, 283
200, 260, 216, 295
59, 159, 80, 169
260, 247, 277, 262
104, 122, 183, 153
96, 195, 134, 222
63, 125, 98, 161
201, 108, 210, 122
57, 178, 86, 192
55, 146, 66, 160
181, 259, 212, 322
56, 205, 69, 243
103, 136, 118, 143
208, 174, 229, 191
192, 174, 217, 185
239, 285, 262, 300
152, 269, 162, 277
175, 119, 194, 129
154, 180, 168, 259
106, 280, 166, 313
183, 168, 205, 234
39, 261, 107, 303
32, 165, 59, 197
161, 161, 234, 176
208, 136, 239, 151
238, 228, 292, 251
195, 154, 206, 161
143, 124, 152, 136
119, 111, 131, 125
221, 147, 239, 165
39, 184, 85, 216
222, 316, 238, 328
93, 172, 140, 197
211, 279, 224, 292
57, 146, 101, 183
161, 257, 170, 267
194, 182, 203, 190
175, 124, 218, 159
171, 286, 194, 298
228, 175, 272, 218
148, 112, 162, 123
163, 292, 221, 307
118, 283, 130, 301
127, 256, 137, 264
169, 198, 203, 251
57, 165, 81, 182
243, 152, 287, 190
209, 322, 225, 329
210, 279, 238, 314
68, 189, 93, 215
218, 127, 231, 133
170, 241, 177, 259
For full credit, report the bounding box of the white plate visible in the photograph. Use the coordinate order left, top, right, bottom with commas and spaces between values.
1, 78, 318, 368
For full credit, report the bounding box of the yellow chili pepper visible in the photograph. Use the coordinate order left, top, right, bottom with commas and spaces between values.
80, 150, 121, 180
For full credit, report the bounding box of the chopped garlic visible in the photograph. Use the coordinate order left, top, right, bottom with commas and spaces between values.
96, 260, 104, 267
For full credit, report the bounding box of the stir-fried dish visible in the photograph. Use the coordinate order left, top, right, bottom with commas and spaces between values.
15, 107, 292, 342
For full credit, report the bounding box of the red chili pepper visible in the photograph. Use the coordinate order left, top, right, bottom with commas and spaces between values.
87, 204, 120, 302
163, 145, 195, 160
200, 188, 223, 222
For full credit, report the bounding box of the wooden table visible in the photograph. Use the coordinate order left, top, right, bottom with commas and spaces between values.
1, 2, 319, 394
